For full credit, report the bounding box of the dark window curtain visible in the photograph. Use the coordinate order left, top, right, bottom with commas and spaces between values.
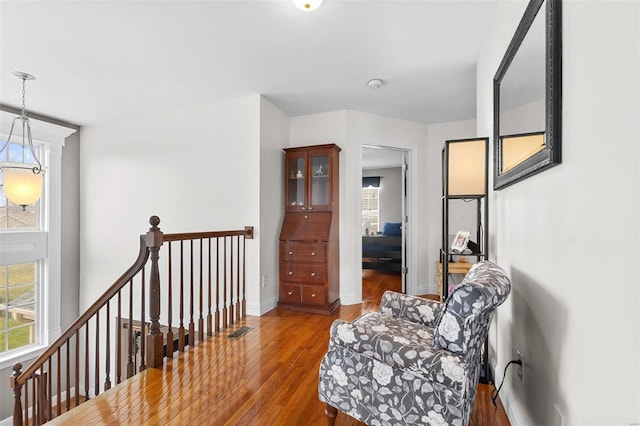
362, 176, 381, 188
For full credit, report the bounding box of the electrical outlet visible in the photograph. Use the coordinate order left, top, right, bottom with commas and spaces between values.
553, 404, 565, 426
516, 349, 525, 384
261, 275, 268, 288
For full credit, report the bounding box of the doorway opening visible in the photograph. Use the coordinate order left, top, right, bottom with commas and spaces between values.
361, 145, 409, 303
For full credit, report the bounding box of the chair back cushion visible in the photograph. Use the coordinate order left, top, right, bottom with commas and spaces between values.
434, 261, 511, 356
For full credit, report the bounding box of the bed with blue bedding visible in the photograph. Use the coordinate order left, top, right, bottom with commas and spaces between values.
362, 222, 402, 274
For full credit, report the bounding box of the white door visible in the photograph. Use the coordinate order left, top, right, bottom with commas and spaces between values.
401, 152, 408, 293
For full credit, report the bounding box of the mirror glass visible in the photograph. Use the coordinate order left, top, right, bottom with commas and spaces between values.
499, 6, 545, 141
493, 0, 562, 189
501, 132, 545, 173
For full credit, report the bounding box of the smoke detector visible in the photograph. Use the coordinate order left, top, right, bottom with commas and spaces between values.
367, 78, 383, 89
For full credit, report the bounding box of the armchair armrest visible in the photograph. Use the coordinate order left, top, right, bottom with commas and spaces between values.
380, 291, 443, 327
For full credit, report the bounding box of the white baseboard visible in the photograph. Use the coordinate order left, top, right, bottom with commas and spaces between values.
340, 293, 361, 306
501, 383, 530, 426
246, 296, 278, 316
416, 284, 431, 295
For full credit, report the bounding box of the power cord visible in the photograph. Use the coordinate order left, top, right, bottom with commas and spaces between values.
491, 359, 522, 406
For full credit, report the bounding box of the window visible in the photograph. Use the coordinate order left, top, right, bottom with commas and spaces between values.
0, 262, 38, 353
0, 141, 44, 356
362, 187, 380, 234
0, 114, 74, 367
362, 176, 382, 235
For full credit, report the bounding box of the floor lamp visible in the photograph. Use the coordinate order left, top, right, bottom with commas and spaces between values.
442, 137, 491, 382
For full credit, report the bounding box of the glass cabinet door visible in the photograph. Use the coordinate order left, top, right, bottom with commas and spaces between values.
309, 151, 330, 210
286, 153, 307, 211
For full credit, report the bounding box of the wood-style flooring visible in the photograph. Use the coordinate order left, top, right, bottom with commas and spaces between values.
48, 271, 509, 425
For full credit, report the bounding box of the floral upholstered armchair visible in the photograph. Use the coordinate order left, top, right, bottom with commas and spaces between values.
318, 261, 511, 426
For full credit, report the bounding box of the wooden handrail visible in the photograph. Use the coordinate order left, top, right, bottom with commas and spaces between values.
163, 226, 254, 242
9, 218, 156, 426
11, 225, 154, 388
9, 216, 255, 426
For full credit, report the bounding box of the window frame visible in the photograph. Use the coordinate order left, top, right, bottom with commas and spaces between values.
0, 113, 75, 369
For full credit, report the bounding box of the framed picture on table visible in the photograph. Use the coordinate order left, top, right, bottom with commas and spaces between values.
451, 230, 470, 253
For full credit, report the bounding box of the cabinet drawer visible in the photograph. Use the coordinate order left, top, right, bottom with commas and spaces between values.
280, 284, 302, 304
280, 242, 326, 263
280, 263, 326, 283
302, 285, 326, 305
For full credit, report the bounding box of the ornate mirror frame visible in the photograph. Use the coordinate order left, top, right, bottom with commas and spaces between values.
493, 0, 562, 190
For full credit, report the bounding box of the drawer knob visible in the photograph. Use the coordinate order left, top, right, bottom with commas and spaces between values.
288, 251, 293, 255
302, 207, 306, 211
311, 293, 316, 298
309, 207, 313, 210
311, 252, 316, 256
304, 215, 309, 219
288, 271, 293, 276
288, 291, 293, 296
310, 272, 316, 277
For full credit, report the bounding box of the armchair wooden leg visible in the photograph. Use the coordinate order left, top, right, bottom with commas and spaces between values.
325, 403, 338, 426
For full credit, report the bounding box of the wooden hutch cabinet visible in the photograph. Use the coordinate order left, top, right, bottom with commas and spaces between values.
278, 144, 341, 315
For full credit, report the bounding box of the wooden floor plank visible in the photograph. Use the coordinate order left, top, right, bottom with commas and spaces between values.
47, 271, 509, 425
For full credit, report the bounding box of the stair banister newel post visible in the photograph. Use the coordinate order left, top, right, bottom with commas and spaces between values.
146, 216, 164, 368
10, 363, 23, 426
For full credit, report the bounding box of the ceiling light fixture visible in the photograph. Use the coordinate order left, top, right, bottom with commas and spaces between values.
367, 78, 383, 89
0, 71, 45, 209
292, 0, 323, 12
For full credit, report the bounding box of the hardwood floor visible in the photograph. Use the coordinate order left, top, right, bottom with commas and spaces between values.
48, 271, 509, 425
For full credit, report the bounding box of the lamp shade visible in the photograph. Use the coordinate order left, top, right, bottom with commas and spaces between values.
3, 166, 43, 206
447, 139, 487, 196
292, 0, 323, 11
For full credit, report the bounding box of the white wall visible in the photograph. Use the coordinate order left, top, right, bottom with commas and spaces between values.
478, 1, 639, 425
258, 97, 288, 314
290, 110, 429, 300
79, 96, 262, 317
61, 130, 81, 329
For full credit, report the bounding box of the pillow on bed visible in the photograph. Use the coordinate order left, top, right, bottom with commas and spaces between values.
381, 222, 402, 236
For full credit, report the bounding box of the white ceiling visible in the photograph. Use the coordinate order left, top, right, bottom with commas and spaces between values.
0, 0, 497, 127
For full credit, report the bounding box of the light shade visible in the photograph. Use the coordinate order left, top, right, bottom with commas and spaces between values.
2, 166, 43, 206
0, 71, 45, 207
292, 0, 323, 12
447, 139, 487, 196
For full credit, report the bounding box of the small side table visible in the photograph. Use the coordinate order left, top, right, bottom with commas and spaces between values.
436, 261, 473, 300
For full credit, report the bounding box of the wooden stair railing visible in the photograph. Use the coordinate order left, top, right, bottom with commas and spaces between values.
9, 216, 254, 426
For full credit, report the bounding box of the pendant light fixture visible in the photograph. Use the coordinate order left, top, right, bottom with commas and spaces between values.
0, 71, 45, 209
292, 0, 323, 12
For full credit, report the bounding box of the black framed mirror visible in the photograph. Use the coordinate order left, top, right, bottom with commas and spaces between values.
493, 0, 562, 190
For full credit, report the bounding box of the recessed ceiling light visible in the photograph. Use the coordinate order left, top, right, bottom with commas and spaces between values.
367, 79, 383, 89
292, 0, 324, 12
